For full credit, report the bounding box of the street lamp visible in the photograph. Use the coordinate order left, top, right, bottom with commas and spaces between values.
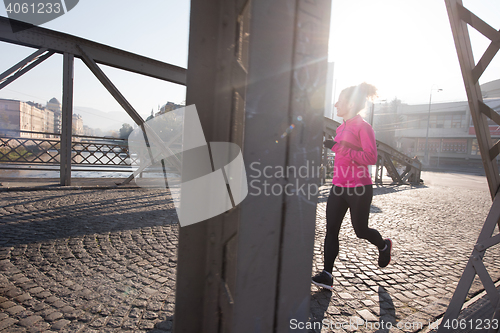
424, 85, 443, 165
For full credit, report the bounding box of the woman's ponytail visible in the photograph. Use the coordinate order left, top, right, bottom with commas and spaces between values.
358, 82, 378, 101
342, 82, 378, 114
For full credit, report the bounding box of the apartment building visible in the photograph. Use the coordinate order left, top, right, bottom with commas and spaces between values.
0, 97, 85, 137
0, 98, 54, 138
394, 79, 500, 164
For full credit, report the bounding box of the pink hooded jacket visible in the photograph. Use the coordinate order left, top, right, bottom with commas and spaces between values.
331, 115, 377, 187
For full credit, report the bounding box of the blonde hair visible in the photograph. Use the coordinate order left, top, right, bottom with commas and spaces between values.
341, 82, 378, 115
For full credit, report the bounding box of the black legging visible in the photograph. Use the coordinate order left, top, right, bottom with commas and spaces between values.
323, 185, 385, 273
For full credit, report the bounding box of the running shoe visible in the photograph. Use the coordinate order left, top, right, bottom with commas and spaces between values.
311, 271, 333, 290
378, 238, 392, 268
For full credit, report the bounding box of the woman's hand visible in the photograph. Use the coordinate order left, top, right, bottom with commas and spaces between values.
323, 139, 336, 149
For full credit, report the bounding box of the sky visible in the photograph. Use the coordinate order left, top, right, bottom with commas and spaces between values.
0, 0, 190, 124
328, 0, 500, 106
1, 0, 499, 128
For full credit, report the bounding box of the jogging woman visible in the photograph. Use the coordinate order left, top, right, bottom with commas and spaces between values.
312, 82, 392, 290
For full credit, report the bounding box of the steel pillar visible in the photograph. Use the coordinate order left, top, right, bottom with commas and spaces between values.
438, 1, 500, 331
174, 0, 331, 331
60, 52, 74, 186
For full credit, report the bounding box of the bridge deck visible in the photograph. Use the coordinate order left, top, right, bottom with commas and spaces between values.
0, 172, 497, 332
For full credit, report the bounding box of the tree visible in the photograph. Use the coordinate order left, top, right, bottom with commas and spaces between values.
119, 123, 134, 139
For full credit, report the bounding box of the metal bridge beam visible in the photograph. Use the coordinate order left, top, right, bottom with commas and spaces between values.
0, 48, 54, 90
76, 45, 145, 126
0, 17, 187, 85
60, 53, 74, 186
437, 1, 500, 331
174, 0, 331, 332
445, 0, 500, 199
0, 17, 187, 185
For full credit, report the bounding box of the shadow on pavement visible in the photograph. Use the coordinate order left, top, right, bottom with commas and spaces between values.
372, 184, 428, 197
308, 287, 397, 332
308, 289, 333, 332
149, 314, 174, 332
376, 286, 396, 333
0, 189, 178, 247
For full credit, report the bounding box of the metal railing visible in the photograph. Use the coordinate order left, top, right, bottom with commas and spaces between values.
0, 128, 135, 170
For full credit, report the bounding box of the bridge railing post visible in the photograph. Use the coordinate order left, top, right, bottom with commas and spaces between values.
60, 52, 74, 186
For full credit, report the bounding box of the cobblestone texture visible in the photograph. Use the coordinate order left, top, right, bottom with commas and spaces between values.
310, 184, 500, 332
0, 183, 498, 332
0, 188, 178, 332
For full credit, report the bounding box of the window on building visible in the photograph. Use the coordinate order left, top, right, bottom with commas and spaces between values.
442, 139, 467, 153
436, 115, 445, 128
417, 139, 440, 152
429, 115, 437, 128
452, 114, 462, 128
444, 115, 452, 128
471, 139, 480, 155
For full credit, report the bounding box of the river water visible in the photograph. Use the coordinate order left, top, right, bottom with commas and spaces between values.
0, 167, 134, 179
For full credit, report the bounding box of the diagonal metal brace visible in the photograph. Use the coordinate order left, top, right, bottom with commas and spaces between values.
479, 101, 500, 127
76, 44, 144, 126
0, 48, 54, 90
76, 44, 182, 173
437, 191, 500, 332
456, 3, 500, 43
478, 101, 500, 161
456, 3, 500, 84
472, 255, 500, 307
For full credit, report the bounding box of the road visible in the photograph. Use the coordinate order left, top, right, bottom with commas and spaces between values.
0, 168, 495, 332
420, 171, 489, 192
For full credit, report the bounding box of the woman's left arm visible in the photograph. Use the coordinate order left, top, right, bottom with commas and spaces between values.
340, 124, 377, 165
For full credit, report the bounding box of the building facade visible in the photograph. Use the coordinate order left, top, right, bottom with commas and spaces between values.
393, 79, 500, 165
0, 98, 55, 138
72, 114, 84, 135
0, 97, 86, 138
46, 97, 62, 134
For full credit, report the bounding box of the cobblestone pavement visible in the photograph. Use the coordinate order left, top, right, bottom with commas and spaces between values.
310, 184, 500, 332
0, 188, 179, 332
0, 182, 498, 332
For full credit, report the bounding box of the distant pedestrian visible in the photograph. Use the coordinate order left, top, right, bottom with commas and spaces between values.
312, 82, 392, 290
